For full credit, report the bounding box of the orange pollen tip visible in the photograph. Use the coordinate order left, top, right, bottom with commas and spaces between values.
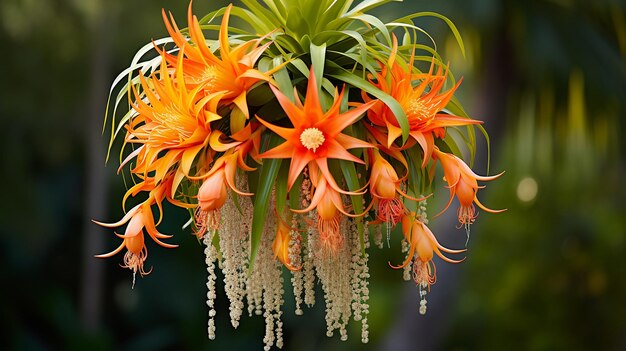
300, 128, 325, 152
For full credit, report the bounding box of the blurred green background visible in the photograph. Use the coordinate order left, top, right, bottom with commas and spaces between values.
1, 0, 625, 350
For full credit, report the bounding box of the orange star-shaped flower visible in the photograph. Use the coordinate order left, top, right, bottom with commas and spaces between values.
162, 3, 276, 118
257, 68, 376, 192
364, 36, 482, 167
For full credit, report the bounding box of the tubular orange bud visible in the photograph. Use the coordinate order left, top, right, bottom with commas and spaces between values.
433, 148, 505, 227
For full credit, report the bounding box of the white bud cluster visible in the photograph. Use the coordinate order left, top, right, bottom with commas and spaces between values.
419, 282, 428, 315
417, 199, 428, 224
303, 211, 317, 308
252, 211, 284, 351
416, 198, 429, 315
349, 221, 370, 343
203, 233, 218, 340
313, 217, 352, 341
243, 193, 263, 318
219, 194, 252, 329
373, 224, 383, 249
245, 231, 263, 318
401, 239, 412, 281
207, 188, 288, 349
200, 171, 380, 345
289, 216, 304, 315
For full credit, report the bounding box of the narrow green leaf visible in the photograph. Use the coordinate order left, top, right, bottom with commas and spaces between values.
316, 0, 350, 33
477, 124, 492, 175
329, 68, 410, 144
230, 190, 244, 216
316, 29, 370, 72
386, 22, 438, 53
393, 12, 466, 57
467, 123, 477, 168
290, 58, 336, 97
261, 0, 286, 24
301, 0, 324, 35
230, 106, 246, 134
246, 83, 276, 106
339, 160, 366, 254
445, 96, 477, 166
326, 49, 378, 77
271, 33, 305, 55
275, 162, 289, 214
404, 147, 423, 195
272, 57, 295, 102
310, 42, 327, 93
289, 174, 303, 210
248, 136, 283, 273
239, 1, 278, 32
441, 132, 463, 158
346, 0, 399, 16
247, 168, 260, 198
286, 7, 310, 40
350, 13, 392, 46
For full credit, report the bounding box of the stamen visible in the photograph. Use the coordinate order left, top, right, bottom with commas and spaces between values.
189, 65, 220, 90
300, 128, 325, 152
456, 204, 478, 246
318, 215, 343, 255
156, 105, 192, 139
377, 198, 403, 228
405, 99, 434, 127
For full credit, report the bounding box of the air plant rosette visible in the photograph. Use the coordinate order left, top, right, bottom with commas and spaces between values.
96, 0, 504, 348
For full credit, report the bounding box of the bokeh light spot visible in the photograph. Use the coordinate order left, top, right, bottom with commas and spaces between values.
517, 177, 538, 202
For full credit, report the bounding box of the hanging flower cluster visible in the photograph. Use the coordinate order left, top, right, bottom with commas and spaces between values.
97, 0, 504, 348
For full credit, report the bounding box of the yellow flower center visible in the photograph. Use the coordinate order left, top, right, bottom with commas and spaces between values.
405, 99, 434, 126
300, 128, 325, 152
189, 66, 219, 90
157, 105, 192, 139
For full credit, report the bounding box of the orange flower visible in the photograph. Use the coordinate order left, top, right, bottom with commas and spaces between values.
293, 164, 366, 253
369, 149, 427, 226
161, 3, 276, 118
195, 152, 253, 232
125, 52, 222, 198
207, 122, 265, 169
392, 213, 465, 289
94, 201, 177, 277
370, 150, 401, 199
258, 68, 376, 193
364, 36, 481, 167
272, 217, 301, 271
432, 148, 505, 227
194, 123, 263, 235
197, 168, 228, 212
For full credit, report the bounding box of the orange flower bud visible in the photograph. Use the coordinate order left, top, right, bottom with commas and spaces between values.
94, 203, 177, 278
272, 219, 301, 271
394, 212, 465, 275
371, 153, 400, 199
198, 168, 228, 212
317, 190, 338, 220
433, 148, 505, 227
